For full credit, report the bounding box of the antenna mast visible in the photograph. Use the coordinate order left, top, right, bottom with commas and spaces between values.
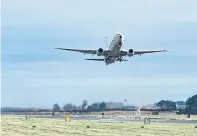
105, 37, 108, 48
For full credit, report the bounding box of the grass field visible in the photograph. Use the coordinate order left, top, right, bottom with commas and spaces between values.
1, 116, 197, 136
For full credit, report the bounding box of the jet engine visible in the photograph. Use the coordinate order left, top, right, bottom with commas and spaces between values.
127, 49, 134, 57
97, 48, 104, 56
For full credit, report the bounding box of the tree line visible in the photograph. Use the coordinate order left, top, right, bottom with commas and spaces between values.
155, 94, 197, 115
2, 94, 196, 115
53, 94, 197, 115
53, 100, 107, 112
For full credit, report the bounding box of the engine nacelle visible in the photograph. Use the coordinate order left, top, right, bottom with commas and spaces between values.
127, 49, 134, 57
97, 48, 104, 56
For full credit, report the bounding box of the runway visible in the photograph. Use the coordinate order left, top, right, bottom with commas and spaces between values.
3, 114, 197, 124
36, 115, 197, 124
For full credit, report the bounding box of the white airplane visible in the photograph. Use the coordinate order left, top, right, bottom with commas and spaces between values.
55, 33, 167, 65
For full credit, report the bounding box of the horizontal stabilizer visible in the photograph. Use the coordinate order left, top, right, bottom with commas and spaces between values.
119, 59, 128, 61
85, 59, 104, 61
85, 58, 128, 61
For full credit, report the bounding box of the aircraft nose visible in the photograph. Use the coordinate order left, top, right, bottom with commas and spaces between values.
117, 33, 122, 39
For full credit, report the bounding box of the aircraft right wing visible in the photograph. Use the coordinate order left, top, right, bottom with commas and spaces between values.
55, 48, 110, 56
55, 48, 97, 54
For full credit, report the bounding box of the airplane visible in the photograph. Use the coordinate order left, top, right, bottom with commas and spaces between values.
55, 33, 167, 65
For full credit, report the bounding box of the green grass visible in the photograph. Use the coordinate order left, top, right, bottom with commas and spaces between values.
1, 116, 197, 136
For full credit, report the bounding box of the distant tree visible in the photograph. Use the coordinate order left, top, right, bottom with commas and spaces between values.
190, 94, 197, 108
92, 102, 100, 110
63, 103, 73, 112
53, 104, 61, 112
166, 100, 176, 110
99, 102, 106, 111
186, 94, 197, 114
156, 100, 176, 111
156, 100, 165, 110
72, 105, 77, 110
186, 97, 192, 116
82, 100, 88, 109
72, 105, 77, 113
87, 106, 92, 112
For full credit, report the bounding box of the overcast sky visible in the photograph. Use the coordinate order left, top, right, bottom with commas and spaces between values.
2, 0, 197, 108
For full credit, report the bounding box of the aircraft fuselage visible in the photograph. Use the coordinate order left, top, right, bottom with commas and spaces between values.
104, 33, 124, 65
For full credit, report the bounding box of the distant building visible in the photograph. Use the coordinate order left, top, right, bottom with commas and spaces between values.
105, 102, 124, 109
141, 104, 159, 110
176, 104, 186, 110
176, 101, 186, 110
125, 105, 136, 110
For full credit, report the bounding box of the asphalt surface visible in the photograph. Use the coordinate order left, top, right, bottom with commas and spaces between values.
2, 114, 197, 124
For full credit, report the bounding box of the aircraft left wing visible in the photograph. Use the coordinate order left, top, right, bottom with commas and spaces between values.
133, 50, 168, 55
55, 48, 97, 54
120, 49, 167, 56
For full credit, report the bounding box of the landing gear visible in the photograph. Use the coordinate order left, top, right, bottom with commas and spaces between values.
104, 58, 108, 62
117, 57, 123, 62
106, 56, 111, 60
104, 56, 112, 63
105, 57, 110, 62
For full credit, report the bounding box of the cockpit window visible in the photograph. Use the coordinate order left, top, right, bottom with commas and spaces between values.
117, 34, 122, 38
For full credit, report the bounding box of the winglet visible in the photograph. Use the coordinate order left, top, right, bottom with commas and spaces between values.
162, 50, 168, 52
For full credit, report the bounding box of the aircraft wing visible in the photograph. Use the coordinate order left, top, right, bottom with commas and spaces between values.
120, 49, 167, 56
55, 48, 110, 55
134, 50, 167, 55
55, 48, 97, 54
